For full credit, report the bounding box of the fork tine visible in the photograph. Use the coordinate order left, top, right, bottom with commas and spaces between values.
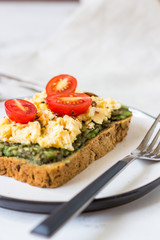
137, 114, 160, 151
144, 129, 160, 152
152, 142, 160, 154
138, 155, 160, 161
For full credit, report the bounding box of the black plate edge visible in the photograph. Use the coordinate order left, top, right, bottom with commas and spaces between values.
0, 177, 159, 214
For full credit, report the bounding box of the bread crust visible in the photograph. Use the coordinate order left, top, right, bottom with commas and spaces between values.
0, 116, 131, 188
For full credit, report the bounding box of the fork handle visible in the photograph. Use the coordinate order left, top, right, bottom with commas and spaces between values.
32, 155, 134, 237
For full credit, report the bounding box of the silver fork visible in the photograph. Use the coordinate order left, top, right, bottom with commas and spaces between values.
131, 114, 160, 161
0, 73, 43, 102
32, 114, 160, 237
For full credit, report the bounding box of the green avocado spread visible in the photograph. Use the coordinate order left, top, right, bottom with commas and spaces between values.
0, 107, 132, 165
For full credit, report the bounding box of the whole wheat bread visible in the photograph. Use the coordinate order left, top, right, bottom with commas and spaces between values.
0, 116, 131, 188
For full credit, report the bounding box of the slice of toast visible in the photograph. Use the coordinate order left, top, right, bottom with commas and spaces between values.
0, 116, 131, 188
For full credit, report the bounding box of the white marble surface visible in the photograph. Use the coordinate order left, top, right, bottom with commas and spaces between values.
0, 1, 79, 61
0, 1, 160, 240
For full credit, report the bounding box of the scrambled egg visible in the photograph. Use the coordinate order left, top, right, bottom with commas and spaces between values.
78, 96, 121, 125
0, 92, 121, 151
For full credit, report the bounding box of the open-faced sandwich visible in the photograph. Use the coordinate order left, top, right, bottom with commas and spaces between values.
0, 75, 132, 188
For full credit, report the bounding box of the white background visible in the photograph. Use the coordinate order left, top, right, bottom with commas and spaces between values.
0, 1, 160, 240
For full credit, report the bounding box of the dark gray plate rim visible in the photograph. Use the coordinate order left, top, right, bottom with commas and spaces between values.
0, 107, 159, 214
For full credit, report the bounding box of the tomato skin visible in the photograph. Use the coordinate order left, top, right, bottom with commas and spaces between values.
5, 99, 37, 124
46, 93, 92, 116
46, 74, 77, 96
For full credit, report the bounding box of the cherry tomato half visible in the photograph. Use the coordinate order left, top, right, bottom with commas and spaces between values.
46, 74, 77, 96
46, 93, 92, 116
5, 99, 37, 124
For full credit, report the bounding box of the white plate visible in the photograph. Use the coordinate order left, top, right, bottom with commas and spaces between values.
0, 106, 159, 202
